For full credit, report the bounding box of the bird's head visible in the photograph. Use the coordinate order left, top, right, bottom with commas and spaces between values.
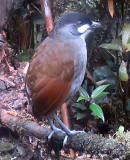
51, 12, 101, 39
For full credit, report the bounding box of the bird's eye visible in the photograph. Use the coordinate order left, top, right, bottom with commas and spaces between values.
77, 21, 82, 26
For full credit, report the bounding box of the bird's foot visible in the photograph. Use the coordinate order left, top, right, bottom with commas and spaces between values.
48, 127, 65, 141
63, 130, 85, 147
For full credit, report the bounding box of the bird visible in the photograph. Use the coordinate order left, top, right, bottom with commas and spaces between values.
25, 12, 101, 138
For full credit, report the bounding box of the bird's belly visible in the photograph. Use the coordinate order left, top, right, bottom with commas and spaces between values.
68, 50, 87, 99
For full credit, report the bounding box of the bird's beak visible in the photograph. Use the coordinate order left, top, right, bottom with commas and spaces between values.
91, 21, 102, 29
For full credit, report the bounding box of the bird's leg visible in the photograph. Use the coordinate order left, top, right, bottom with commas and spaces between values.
53, 113, 85, 146
47, 113, 85, 146
47, 116, 65, 141
52, 113, 71, 135
53, 113, 85, 135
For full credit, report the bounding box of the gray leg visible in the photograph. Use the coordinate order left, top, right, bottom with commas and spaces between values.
48, 113, 85, 135
53, 113, 85, 146
53, 113, 85, 135
53, 113, 71, 135
47, 113, 85, 146
47, 116, 65, 141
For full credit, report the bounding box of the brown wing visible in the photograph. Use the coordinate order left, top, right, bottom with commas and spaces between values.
26, 37, 74, 118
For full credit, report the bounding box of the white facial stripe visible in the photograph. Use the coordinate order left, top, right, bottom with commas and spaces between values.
78, 24, 90, 33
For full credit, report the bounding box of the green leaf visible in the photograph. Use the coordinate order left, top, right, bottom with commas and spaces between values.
119, 60, 129, 81
89, 104, 105, 122
93, 66, 117, 91
100, 39, 122, 51
91, 85, 109, 99
116, 126, 124, 134
75, 113, 86, 120
72, 103, 86, 110
37, 33, 42, 42
118, 126, 124, 133
122, 24, 130, 52
77, 96, 88, 102
128, 38, 130, 43
94, 92, 109, 102
78, 87, 90, 101
91, 112, 99, 119
126, 99, 130, 111
33, 19, 44, 25
79, 87, 90, 98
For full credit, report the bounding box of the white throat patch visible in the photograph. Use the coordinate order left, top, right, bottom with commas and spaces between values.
78, 24, 90, 33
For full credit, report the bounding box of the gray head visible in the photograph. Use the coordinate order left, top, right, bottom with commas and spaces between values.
50, 12, 101, 39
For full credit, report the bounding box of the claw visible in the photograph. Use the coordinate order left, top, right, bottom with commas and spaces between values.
63, 135, 68, 147
48, 127, 65, 141
63, 130, 85, 147
47, 114, 85, 146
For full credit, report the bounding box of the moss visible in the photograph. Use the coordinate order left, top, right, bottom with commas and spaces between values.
0, 142, 15, 153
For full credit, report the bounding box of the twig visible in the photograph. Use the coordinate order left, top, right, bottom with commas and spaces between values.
40, 0, 53, 34
0, 75, 15, 87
